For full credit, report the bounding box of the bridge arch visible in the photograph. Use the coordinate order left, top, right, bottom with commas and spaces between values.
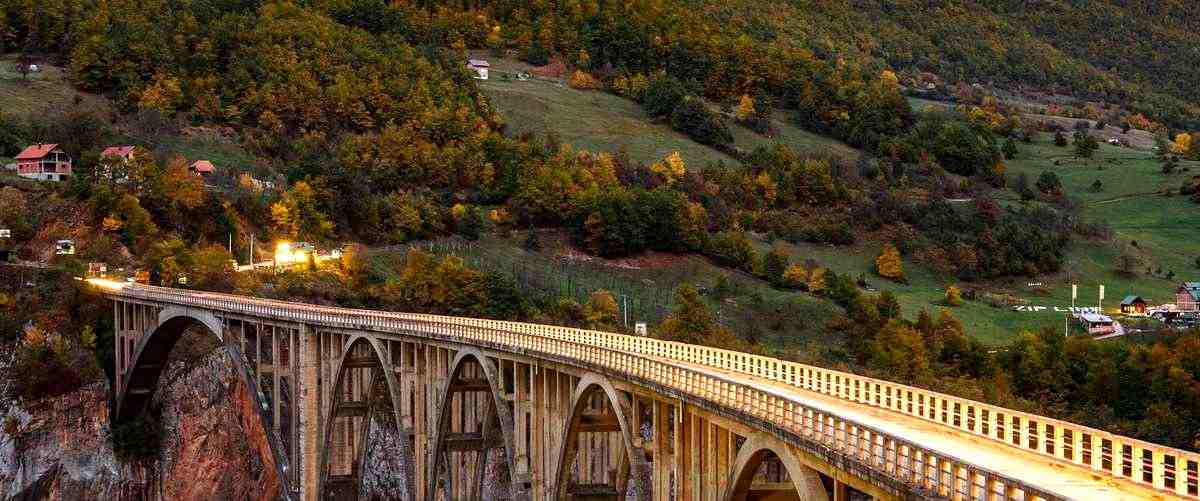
553, 373, 650, 501
427, 348, 524, 501
114, 311, 292, 499
723, 435, 829, 501
319, 334, 412, 500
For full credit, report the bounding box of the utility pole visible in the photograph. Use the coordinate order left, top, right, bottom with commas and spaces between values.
249, 233, 255, 269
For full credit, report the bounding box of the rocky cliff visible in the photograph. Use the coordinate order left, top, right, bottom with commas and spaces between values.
0, 350, 280, 500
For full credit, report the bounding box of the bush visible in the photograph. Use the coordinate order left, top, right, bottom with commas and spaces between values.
945, 285, 964, 306
568, 70, 601, 90
670, 97, 733, 147
641, 74, 687, 117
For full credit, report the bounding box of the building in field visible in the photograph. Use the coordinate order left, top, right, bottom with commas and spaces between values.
1119, 295, 1147, 316
1079, 313, 1116, 335
1178, 282, 1200, 312
467, 59, 490, 80
188, 160, 215, 178
15, 144, 71, 182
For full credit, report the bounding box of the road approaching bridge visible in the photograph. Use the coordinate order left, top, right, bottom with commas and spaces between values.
90, 279, 1195, 501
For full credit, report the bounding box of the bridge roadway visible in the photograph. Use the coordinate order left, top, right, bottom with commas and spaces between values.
91, 280, 1194, 500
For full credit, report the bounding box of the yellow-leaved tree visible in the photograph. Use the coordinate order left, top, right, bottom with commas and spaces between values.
945, 285, 964, 306
875, 243, 905, 282
650, 151, 686, 184
735, 94, 756, 122
1170, 132, 1193, 156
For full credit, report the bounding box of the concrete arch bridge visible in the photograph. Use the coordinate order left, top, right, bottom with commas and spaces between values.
92, 280, 1197, 501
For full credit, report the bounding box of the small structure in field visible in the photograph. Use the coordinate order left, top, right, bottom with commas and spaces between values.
467, 59, 490, 80
189, 160, 215, 178
15, 144, 71, 182
1079, 312, 1116, 335
55, 239, 75, 255
1119, 295, 1147, 316
1178, 282, 1200, 312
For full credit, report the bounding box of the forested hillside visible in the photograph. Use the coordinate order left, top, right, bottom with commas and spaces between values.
409, 0, 1200, 129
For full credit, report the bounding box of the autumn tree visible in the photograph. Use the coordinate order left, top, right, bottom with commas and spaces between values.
649, 151, 685, 185
945, 285, 964, 306
870, 321, 931, 382
806, 267, 827, 294
735, 94, 756, 122
272, 181, 335, 242
658, 285, 736, 348
875, 243, 905, 282
782, 264, 808, 289
568, 70, 600, 90
583, 290, 620, 330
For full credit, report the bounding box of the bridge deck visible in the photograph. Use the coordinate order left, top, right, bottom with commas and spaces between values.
92, 280, 1190, 501
675, 359, 1164, 500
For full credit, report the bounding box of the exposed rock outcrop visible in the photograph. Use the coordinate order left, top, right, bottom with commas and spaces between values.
0, 349, 280, 500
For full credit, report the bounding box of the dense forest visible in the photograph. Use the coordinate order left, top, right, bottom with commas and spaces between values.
0, 0, 1197, 454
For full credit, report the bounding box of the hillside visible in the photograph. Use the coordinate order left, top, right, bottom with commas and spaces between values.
447, 0, 1199, 130
479, 64, 859, 167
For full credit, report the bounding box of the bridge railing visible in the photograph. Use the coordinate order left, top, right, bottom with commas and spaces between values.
106, 284, 1199, 499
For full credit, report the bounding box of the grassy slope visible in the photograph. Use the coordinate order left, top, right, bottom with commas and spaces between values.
1003, 138, 1200, 313
480, 72, 858, 167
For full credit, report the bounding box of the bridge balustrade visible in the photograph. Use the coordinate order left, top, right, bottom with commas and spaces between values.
105, 284, 1200, 499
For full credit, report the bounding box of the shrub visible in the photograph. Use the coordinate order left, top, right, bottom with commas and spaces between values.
945, 285, 964, 306
568, 70, 600, 90
641, 74, 687, 117
875, 243, 906, 282
670, 96, 733, 147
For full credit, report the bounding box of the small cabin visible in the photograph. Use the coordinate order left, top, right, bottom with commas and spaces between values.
1178, 282, 1200, 312
15, 144, 72, 182
467, 59, 490, 80
189, 160, 215, 178
1120, 295, 1147, 316
1079, 313, 1116, 335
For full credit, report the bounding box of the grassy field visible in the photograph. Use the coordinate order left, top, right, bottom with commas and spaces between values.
0, 55, 109, 115
479, 72, 858, 167
1002, 137, 1200, 313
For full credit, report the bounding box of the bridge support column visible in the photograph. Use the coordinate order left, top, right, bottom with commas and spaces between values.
298, 325, 320, 501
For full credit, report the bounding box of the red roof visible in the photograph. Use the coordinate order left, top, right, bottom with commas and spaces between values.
101, 146, 135, 158
190, 160, 215, 173
15, 144, 60, 160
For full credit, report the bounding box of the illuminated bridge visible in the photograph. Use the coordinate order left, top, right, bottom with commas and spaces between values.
92, 280, 1196, 501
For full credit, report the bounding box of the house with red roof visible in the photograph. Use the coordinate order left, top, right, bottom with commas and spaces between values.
188, 160, 215, 178
99, 145, 137, 183
15, 144, 71, 182
100, 146, 136, 162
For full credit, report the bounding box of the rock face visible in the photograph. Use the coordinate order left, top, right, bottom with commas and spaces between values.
155, 349, 280, 501
0, 350, 280, 500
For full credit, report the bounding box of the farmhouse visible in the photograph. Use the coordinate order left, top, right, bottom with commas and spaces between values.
1177, 282, 1200, 312
467, 59, 490, 80
189, 160, 215, 178
15, 144, 71, 182
1079, 313, 1116, 335
1119, 295, 1147, 316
